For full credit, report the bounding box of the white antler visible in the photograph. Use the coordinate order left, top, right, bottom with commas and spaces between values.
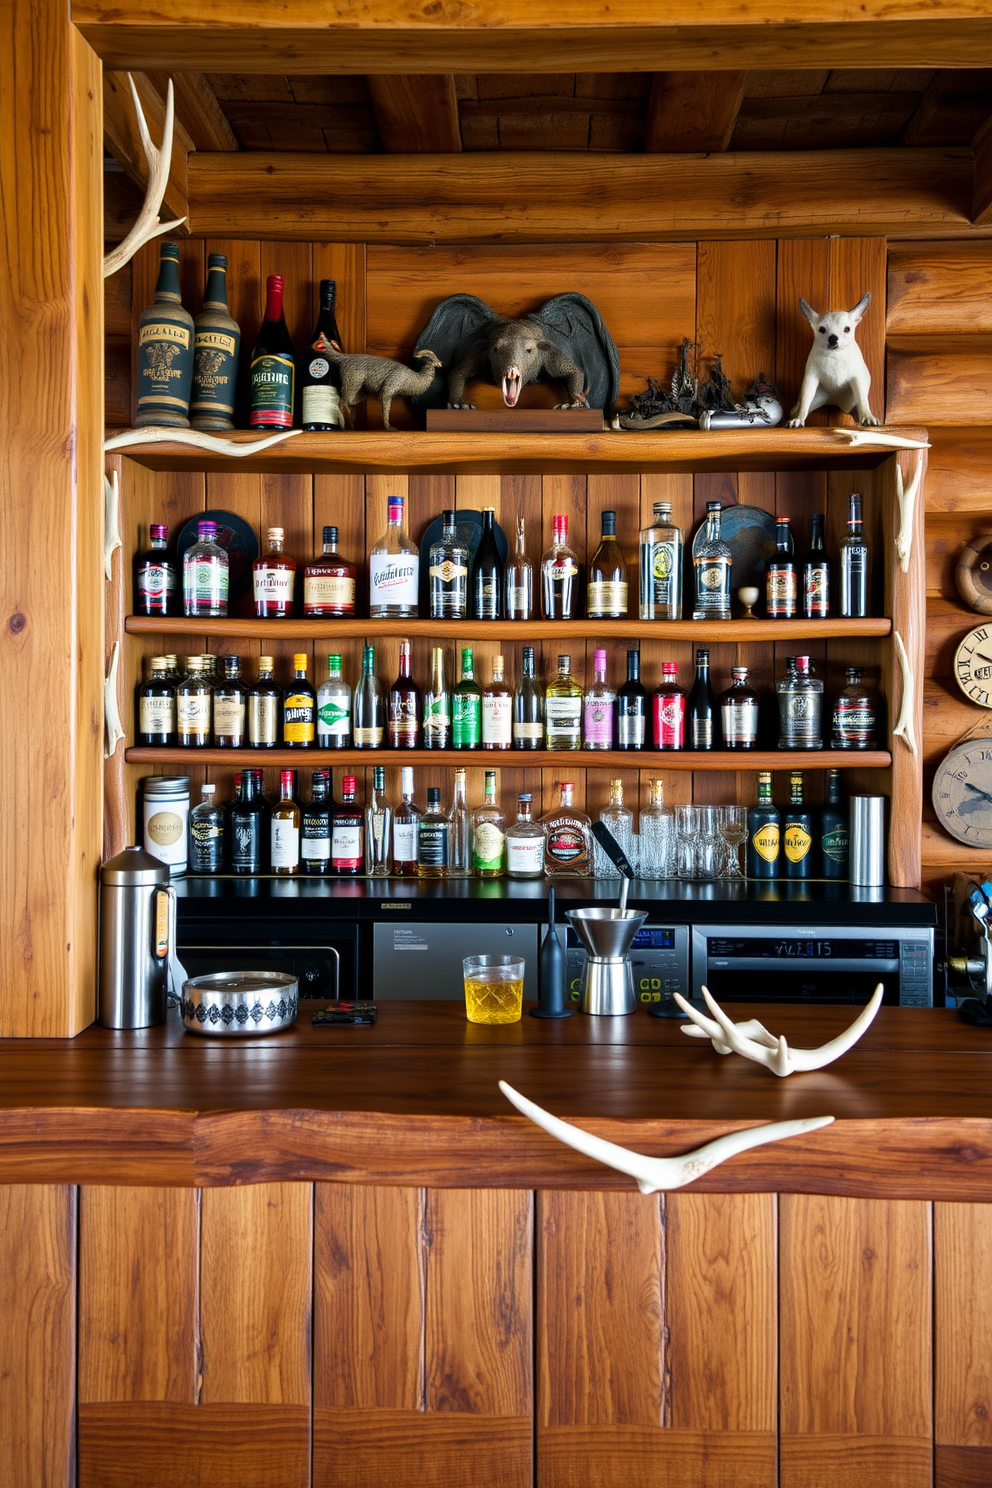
104, 428, 302, 457
499, 1080, 833, 1194
674, 984, 884, 1078
895, 453, 923, 574
103, 76, 187, 279
832, 430, 930, 451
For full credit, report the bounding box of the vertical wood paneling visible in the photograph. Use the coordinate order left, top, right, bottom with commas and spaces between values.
936, 1203, 992, 1459
696, 239, 778, 395
828, 236, 887, 420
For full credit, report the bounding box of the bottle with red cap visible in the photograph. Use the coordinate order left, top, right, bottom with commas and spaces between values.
331, 776, 364, 877
541, 513, 581, 620
249, 274, 296, 430
652, 661, 686, 750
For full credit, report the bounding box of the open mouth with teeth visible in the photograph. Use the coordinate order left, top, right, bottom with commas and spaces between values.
501, 367, 523, 407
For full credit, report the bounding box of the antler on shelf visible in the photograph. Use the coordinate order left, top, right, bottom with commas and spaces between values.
103, 76, 186, 279
104, 428, 302, 457
498, 1080, 833, 1194
673, 984, 884, 1077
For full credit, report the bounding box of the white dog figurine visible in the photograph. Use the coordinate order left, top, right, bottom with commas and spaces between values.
788, 292, 880, 428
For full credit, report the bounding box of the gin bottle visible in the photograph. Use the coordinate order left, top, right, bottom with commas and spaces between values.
183, 519, 228, 618
546, 654, 582, 751
691, 501, 732, 620
637, 779, 674, 879
593, 778, 635, 878
365, 765, 392, 877
317, 654, 351, 749
639, 501, 683, 620
369, 494, 419, 618
777, 655, 823, 749
472, 770, 507, 878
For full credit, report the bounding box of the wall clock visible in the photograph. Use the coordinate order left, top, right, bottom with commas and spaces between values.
954, 625, 992, 708
932, 737, 992, 848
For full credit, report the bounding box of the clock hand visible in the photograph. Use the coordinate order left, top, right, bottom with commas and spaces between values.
964, 781, 992, 807
976, 652, 992, 666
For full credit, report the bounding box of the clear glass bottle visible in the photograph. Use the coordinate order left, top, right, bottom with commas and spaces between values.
137, 656, 176, 746
782, 771, 814, 880
317, 653, 352, 749
448, 768, 472, 878
177, 657, 212, 748
135, 524, 178, 616
594, 778, 635, 878
282, 653, 316, 749
392, 766, 421, 878
546, 653, 583, 751
387, 639, 420, 749
332, 776, 364, 877
639, 501, 683, 620
183, 518, 228, 618
543, 781, 593, 877
777, 654, 823, 749
369, 494, 419, 618
429, 508, 469, 621
513, 646, 544, 750
688, 648, 716, 751
304, 525, 356, 617
301, 770, 331, 876
422, 645, 451, 750
691, 501, 732, 621
638, 779, 674, 879
505, 515, 533, 620
541, 514, 581, 620
213, 654, 246, 748
617, 648, 646, 751
453, 647, 482, 750
586, 509, 628, 619
720, 665, 759, 750
253, 526, 296, 619
248, 655, 280, 748
505, 794, 545, 880
652, 661, 685, 750
271, 769, 301, 877
766, 516, 797, 620
832, 666, 877, 750
471, 506, 504, 621
189, 784, 224, 874
747, 771, 780, 879
301, 278, 344, 432
839, 493, 870, 618
802, 512, 831, 619
583, 648, 615, 751
191, 252, 240, 431
482, 654, 513, 751
417, 787, 449, 880
472, 769, 506, 878
365, 765, 392, 877
353, 645, 384, 749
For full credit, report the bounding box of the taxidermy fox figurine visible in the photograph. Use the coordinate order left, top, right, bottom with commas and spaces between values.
787, 292, 880, 428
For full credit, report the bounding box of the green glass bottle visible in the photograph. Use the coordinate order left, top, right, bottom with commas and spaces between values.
746, 771, 780, 879
453, 647, 482, 750
782, 771, 814, 881
191, 253, 241, 430
820, 768, 850, 880
135, 242, 194, 428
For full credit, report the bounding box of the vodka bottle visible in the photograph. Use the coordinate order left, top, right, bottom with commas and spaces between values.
448, 768, 472, 878
317, 653, 351, 748
639, 501, 683, 620
369, 494, 419, 618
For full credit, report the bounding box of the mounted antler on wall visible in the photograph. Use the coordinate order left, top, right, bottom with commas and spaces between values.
103, 75, 186, 279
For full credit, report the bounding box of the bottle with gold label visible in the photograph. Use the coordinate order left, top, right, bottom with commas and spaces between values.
691, 501, 732, 621
282, 654, 316, 748
190, 253, 240, 430
135, 242, 194, 428
782, 771, 814, 880
746, 771, 780, 879
176, 657, 212, 748
248, 656, 280, 748
213, 655, 246, 748
137, 656, 176, 746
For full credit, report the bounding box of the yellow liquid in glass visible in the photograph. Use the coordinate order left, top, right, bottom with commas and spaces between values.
464, 977, 524, 1025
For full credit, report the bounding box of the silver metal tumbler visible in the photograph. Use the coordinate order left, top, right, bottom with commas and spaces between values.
99, 846, 176, 1028
849, 796, 886, 887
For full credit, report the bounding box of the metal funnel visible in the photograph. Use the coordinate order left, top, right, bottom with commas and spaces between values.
566, 907, 647, 961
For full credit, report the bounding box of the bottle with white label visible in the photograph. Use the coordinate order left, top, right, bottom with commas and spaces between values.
472, 770, 506, 878
369, 494, 419, 618
332, 776, 364, 877
392, 766, 420, 877
720, 666, 759, 750
482, 654, 512, 750
505, 794, 546, 879
301, 279, 345, 432
137, 656, 176, 746
213, 654, 246, 748
271, 769, 301, 876
317, 654, 352, 748
176, 657, 212, 748
302, 771, 331, 875
365, 765, 392, 877
546, 654, 583, 751
639, 501, 683, 620
253, 527, 296, 618
513, 646, 544, 750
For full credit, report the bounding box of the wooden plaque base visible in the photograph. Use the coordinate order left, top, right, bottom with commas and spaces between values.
426, 408, 606, 433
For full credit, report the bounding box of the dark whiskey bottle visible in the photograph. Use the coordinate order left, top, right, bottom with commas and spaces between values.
782, 771, 814, 880
137, 656, 176, 746
746, 771, 780, 879
688, 648, 716, 751
819, 768, 850, 880
190, 253, 240, 431
249, 274, 295, 430
301, 279, 344, 431
387, 639, 420, 748
801, 513, 831, 619
135, 242, 194, 428
229, 770, 269, 876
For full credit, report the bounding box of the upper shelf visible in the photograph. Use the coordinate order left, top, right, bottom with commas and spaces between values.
111, 426, 929, 477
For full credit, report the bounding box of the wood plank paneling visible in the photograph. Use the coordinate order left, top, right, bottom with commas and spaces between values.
313, 1408, 532, 1488
696, 239, 777, 396
540, 1425, 777, 1488
936, 1443, 992, 1487
779, 1434, 934, 1488
889, 242, 992, 335
887, 342, 992, 425
77, 1402, 310, 1488
936, 1203, 992, 1451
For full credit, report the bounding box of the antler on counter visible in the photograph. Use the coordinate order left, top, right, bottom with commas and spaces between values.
674, 984, 884, 1077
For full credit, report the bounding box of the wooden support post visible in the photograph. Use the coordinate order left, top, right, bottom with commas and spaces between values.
644, 72, 748, 152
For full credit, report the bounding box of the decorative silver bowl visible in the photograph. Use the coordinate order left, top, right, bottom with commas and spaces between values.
177, 970, 299, 1037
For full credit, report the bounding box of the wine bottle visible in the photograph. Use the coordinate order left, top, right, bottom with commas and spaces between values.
652, 662, 685, 750
801, 512, 831, 619
301, 279, 344, 431
271, 770, 302, 877
505, 515, 533, 620
586, 509, 628, 618
387, 639, 420, 748
249, 274, 296, 430
617, 648, 646, 751
766, 516, 797, 619
353, 644, 384, 748
190, 253, 240, 431
746, 772, 780, 879
471, 506, 504, 620
688, 648, 716, 750
135, 242, 194, 428
513, 646, 544, 750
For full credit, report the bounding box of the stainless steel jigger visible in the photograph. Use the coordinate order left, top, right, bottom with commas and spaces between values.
566, 907, 648, 1015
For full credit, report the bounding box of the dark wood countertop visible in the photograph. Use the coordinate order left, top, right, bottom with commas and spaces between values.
1, 1002, 990, 1196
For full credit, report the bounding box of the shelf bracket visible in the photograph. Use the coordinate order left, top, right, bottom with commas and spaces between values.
104, 469, 122, 581
104, 427, 303, 457
893, 629, 918, 757
104, 641, 125, 760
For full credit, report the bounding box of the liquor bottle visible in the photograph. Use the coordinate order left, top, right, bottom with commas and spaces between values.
282, 654, 316, 749
639, 501, 683, 620
137, 656, 176, 746
472, 770, 507, 878
317, 654, 352, 748
839, 493, 870, 618
638, 779, 674, 879
190, 253, 240, 431
134, 524, 178, 616
543, 781, 593, 877
720, 665, 759, 750
353, 645, 384, 749
249, 274, 295, 430
541, 514, 581, 620
189, 784, 224, 873
482, 654, 513, 751
369, 494, 419, 618
594, 778, 634, 878
691, 501, 732, 621
453, 647, 482, 750
429, 508, 469, 620
422, 646, 451, 750
546, 654, 582, 751
584, 648, 615, 751
820, 768, 849, 880
176, 657, 212, 748
331, 776, 364, 877
135, 242, 194, 428
801, 512, 831, 619
746, 771, 780, 879
777, 655, 823, 749
471, 506, 504, 620
162, 653, 181, 687
392, 766, 420, 877
248, 656, 280, 748
301, 771, 331, 875
513, 646, 544, 751
653, 662, 686, 750
365, 765, 392, 877
304, 526, 356, 618
766, 516, 797, 619
417, 787, 449, 879
688, 648, 716, 751
448, 767, 472, 878
213, 654, 246, 748
271, 769, 302, 877
586, 509, 628, 619
228, 770, 268, 875
506, 794, 545, 880
505, 515, 533, 620
183, 519, 228, 618
832, 666, 877, 750
253, 527, 296, 618
301, 279, 344, 432
617, 649, 647, 751
782, 771, 814, 880
387, 639, 420, 748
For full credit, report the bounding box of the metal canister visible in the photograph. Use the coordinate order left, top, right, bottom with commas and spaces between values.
98, 846, 176, 1028
849, 795, 887, 887
143, 775, 190, 874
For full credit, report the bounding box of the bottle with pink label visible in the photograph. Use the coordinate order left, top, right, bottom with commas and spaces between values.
583, 649, 615, 751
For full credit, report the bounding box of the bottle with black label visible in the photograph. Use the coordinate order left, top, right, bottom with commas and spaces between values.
301, 279, 344, 431
691, 502, 732, 620
471, 506, 504, 620
782, 771, 814, 880
720, 666, 759, 749
331, 776, 364, 877
832, 667, 877, 750
766, 516, 797, 619
213, 654, 246, 749
134, 524, 178, 616
429, 509, 469, 620
839, 493, 870, 617
135, 242, 194, 428
137, 656, 176, 746
301, 771, 331, 876
746, 771, 780, 879
801, 513, 831, 619
189, 784, 225, 873
282, 654, 316, 749
617, 649, 646, 751
417, 787, 449, 879
229, 770, 269, 876
249, 274, 295, 430
191, 253, 240, 431
248, 656, 281, 748
688, 648, 716, 751
820, 768, 849, 880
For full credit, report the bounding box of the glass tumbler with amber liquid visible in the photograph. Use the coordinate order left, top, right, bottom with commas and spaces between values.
462, 954, 525, 1025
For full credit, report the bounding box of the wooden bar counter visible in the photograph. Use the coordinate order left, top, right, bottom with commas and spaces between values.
3, 1001, 992, 1488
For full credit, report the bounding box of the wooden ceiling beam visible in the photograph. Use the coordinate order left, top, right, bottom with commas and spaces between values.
367, 75, 462, 152
184, 147, 977, 242
973, 114, 992, 224
644, 72, 748, 152
102, 70, 191, 226
146, 72, 239, 152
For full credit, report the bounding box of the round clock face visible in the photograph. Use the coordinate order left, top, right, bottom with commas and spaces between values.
932, 738, 992, 848
954, 625, 992, 709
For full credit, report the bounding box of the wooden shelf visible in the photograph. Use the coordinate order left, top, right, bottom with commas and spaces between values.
125, 747, 891, 771
126, 615, 892, 642
111, 426, 926, 476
